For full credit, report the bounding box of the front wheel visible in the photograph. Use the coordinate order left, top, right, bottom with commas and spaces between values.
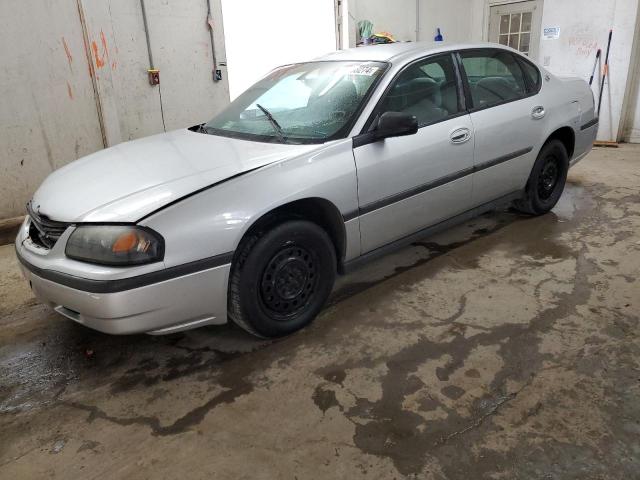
228, 219, 336, 338
513, 139, 569, 215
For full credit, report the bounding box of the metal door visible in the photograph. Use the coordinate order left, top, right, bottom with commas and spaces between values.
354, 116, 475, 253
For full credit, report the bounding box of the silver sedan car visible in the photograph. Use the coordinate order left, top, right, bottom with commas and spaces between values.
16, 42, 598, 337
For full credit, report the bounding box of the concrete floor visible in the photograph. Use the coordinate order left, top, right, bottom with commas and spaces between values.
1, 145, 639, 479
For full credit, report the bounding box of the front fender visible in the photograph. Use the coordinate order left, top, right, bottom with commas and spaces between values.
141, 139, 360, 268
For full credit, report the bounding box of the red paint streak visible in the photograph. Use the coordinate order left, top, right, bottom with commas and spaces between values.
61, 37, 73, 67
67, 82, 74, 100
92, 40, 105, 68
111, 61, 117, 70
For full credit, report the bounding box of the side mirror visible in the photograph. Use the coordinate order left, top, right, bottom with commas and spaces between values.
375, 112, 418, 140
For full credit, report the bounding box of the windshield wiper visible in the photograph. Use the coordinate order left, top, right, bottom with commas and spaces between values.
256, 104, 286, 143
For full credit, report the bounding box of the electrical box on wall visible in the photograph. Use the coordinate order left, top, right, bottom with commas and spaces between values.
148, 69, 160, 86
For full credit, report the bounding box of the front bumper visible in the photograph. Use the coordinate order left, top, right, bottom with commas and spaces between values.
15, 219, 231, 335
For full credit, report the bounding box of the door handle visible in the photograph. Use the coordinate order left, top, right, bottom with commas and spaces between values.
531, 106, 546, 119
450, 128, 471, 144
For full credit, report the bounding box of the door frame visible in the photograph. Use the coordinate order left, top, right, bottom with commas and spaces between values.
483, 0, 544, 60
334, 0, 343, 50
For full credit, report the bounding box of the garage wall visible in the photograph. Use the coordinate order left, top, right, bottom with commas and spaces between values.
221, 0, 337, 100
530, 0, 639, 142
99, 0, 231, 138
0, 0, 231, 221
346, 0, 480, 45
622, 9, 640, 143
0, 0, 105, 220
347, 0, 418, 43
418, 0, 482, 43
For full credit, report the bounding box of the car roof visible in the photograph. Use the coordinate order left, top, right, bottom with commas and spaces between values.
317, 41, 511, 64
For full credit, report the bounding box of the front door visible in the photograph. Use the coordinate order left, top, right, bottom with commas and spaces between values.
354, 54, 475, 254
489, 0, 543, 61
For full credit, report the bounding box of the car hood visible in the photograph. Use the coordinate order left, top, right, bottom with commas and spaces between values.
32, 129, 318, 222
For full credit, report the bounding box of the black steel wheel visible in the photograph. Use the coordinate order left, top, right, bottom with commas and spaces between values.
537, 156, 560, 200
514, 139, 569, 215
260, 245, 318, 319
228, 219, 336, 338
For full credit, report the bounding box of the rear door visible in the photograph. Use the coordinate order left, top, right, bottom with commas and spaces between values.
458, 48, 545, 205
353, 53, 475, 253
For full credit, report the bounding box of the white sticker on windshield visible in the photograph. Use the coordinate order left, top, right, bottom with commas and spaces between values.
348, 65, 379, 76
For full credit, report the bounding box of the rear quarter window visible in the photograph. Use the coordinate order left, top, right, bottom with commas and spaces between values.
518, 57, 542, 94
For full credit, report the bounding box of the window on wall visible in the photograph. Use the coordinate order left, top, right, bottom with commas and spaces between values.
377, 54, 462, 127
498, 11, 532, 55
460, 50, 528, 109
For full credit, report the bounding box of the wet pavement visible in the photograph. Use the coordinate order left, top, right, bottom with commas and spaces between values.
1, 145, 639, 479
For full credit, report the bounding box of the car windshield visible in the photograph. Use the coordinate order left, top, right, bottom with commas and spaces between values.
204, 61, 387, 144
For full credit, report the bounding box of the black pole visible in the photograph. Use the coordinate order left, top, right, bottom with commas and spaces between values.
589, 48, 601, 86
597, 30, 613, 115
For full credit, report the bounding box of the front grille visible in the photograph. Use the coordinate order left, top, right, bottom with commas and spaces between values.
27, 203, 70, 249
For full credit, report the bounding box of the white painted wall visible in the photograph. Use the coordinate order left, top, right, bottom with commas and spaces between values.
533, 0, 639, 142
418, 0, 477, 43
221, 0, 337, 100
346, 0, 477, 45
348, 0, 417, 43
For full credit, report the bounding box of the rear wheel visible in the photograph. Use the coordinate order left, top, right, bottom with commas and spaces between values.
513, 139, 569, 215
228, 219, 336, 338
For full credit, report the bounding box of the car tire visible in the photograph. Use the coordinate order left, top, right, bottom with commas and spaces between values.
513, 139, 569, 215
228, 219, 336, 338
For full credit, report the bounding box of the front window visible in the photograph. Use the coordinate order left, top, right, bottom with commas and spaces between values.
204, 61, 387, 144
377, 54, 463, 127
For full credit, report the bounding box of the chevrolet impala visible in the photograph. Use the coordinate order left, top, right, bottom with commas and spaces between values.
15, 42, 598, 337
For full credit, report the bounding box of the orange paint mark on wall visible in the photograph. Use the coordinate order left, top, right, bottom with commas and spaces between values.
92, 40, 105, 68
62, 37, 73, 67
100, 31, 110, 62
91, 31, 113, 70
67, 82, 74, 100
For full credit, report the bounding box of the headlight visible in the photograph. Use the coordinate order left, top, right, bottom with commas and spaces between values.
65, 226, 164, 266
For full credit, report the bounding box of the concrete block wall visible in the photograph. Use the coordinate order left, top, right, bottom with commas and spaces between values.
0, 0, 231, 220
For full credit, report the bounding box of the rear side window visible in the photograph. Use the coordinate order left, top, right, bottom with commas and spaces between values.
460, 49, 528, 109
518, 57, 542, 93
